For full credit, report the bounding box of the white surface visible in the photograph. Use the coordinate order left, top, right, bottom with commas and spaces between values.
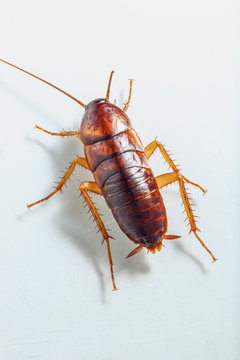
0, 1, 239, 359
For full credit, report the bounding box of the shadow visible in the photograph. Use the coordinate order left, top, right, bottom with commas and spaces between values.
16, 137, 59, 222
173, 241, 207, 274
28, 131, 151, 302
0, 81, 60, 126
25, 136, 57, 156
2, 77, 150, 300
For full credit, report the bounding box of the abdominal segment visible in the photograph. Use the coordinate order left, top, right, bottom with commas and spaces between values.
102, 166, 167, 248
84, 129, 167, 249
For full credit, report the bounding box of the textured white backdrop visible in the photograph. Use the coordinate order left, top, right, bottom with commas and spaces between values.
0, 1, 239, 359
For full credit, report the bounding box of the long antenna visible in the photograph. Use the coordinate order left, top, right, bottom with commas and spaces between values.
0, 58, 86, 108
106, 70, 115, 100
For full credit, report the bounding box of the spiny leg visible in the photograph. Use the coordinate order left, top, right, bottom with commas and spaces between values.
145, 141, 206, 195
35, 125, 80, 138
27, 157, 89, 209
123, 79, 134, 112
146, 143, 216, 261
155, 172, 182, 242
145, 140, 206, 193
178, 178, 216, 261
80, 181, 117, 291
155, 172, 178, 188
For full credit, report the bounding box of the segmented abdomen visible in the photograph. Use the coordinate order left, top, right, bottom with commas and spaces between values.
84, 128, 167, 249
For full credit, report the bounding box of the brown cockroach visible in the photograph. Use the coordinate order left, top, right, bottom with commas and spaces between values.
0, 59, 217, 290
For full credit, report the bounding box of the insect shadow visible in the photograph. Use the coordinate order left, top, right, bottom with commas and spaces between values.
0, 81, 59, 125
29, 125, 208, 299
2, 77, 151, 298
2, 69, 209, 299
173, 242, 207, 274
32, 127, 151, 299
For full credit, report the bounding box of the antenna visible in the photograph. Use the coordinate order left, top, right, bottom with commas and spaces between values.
106, 70, 115, 100
0, 58, 86, 108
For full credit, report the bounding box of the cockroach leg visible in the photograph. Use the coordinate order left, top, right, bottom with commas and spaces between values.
27, 157, 89, 209
123, 79, 134, 113
148, 142, 217, 262
155, 172, 178, 188
35, 125, 80, 138
80, 181, 118, 291
145, 140, 206, 193
180, 174, 207, 194
178, 178, 217, 262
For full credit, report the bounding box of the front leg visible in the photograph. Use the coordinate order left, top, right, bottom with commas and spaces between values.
35, 125, 80, 138
145, 141, 217, 262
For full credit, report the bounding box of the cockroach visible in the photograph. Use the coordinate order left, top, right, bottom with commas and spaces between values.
0, 58, 217, 290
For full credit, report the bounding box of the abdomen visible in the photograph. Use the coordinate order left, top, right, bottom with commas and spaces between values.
84, 128, 167, 250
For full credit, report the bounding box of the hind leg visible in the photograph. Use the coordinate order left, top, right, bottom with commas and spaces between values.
145, 141, 217, 262
80, 181, 117, 291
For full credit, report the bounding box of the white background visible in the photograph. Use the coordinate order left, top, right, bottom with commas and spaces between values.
0, 1, 239, 359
